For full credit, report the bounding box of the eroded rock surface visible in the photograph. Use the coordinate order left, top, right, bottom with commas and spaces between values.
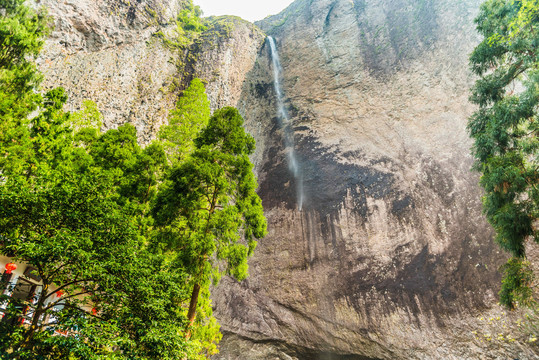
213, 0, 538, 359
35, 0, 264, 143
29, 0, 538, 358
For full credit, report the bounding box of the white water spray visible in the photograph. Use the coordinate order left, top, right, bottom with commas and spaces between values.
268, 36, 304, 211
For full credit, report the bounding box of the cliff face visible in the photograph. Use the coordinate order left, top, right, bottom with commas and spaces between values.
212, 0, 537, 359
31, 0, 537, 359
35, 0, 264, 143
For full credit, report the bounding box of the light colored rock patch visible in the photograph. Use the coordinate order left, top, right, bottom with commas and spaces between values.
35, 0, 265, 143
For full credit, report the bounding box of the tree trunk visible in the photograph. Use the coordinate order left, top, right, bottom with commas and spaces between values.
185, 282, 200, 338
17, 283, 48, 358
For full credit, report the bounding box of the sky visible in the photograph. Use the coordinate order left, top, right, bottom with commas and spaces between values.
194, 0, 296, 22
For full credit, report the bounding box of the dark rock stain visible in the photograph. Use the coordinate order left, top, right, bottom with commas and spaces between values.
254, 82, 272, 98
391, 195, 413, 214
421, 157, 456, 205
258, 131, 397, 221
126, 6, 137, 25
324, 1, 339, 31
335, 234, 503, 325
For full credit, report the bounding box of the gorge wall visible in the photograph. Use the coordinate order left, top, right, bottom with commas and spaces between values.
35, 0, 264, 144
214, 0, 538, 359
32, 0, 538, 359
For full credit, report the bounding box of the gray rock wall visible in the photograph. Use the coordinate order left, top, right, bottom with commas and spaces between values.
213, 0, 539, 359
29, 0, 539, 358
35, 0, 264, 143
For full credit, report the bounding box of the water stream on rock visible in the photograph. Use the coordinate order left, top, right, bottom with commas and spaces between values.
267, 36, 304, 211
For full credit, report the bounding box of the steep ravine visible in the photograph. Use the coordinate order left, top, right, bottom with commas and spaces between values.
32, 0, 538, 359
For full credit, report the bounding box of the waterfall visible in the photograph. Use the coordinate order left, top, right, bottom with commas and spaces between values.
267, 36, 304, 211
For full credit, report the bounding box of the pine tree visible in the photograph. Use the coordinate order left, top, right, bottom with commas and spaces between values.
469, 0, 538, 308
152, 107, 267, 333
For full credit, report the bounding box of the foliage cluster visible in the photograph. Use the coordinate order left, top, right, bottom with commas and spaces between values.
469, 0, 538, 309
158, 78, 211, 165
472, 308, 539, 346
155, 0, 206, 51
0, 0, 49, 174
0, 0, 266, 358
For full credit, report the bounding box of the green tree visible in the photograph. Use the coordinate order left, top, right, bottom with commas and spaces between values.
0, 2, 211, 349
159, 78, 211, 164
506, 0, 539, 41
0, 1, 265, 358
0, 88, 203, 359
469, 0, 538, 309
69, 99, 103, 132
155, 0, 206, 50
152, 107, 267, 331
0, 0, 49, 108
0, 0, 49, 175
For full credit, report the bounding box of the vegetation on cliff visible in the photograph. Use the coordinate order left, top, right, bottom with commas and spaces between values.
0, 0, 266, 358
155, 0, 206, 51
159, 78, 211, 164
469, 0, 538, 309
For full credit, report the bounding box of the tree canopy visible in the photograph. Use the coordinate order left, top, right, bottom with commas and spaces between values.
0, 85, 201, 359
152, 106, 267, 330
469, 0, 538, 309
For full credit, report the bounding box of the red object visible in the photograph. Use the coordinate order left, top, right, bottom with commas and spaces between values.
5, 263, 16, 274
55, 290, 64, 298
91, 308, 97, 316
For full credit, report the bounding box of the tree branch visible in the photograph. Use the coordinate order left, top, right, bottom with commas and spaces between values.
42, 278, 94, 301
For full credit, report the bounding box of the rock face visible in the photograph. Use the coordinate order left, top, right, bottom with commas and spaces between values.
212, 0, 538, 359
31, 0, 538, 359
35, 0, 264, 143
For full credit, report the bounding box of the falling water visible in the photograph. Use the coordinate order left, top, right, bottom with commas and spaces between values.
267, 36, 304, 211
